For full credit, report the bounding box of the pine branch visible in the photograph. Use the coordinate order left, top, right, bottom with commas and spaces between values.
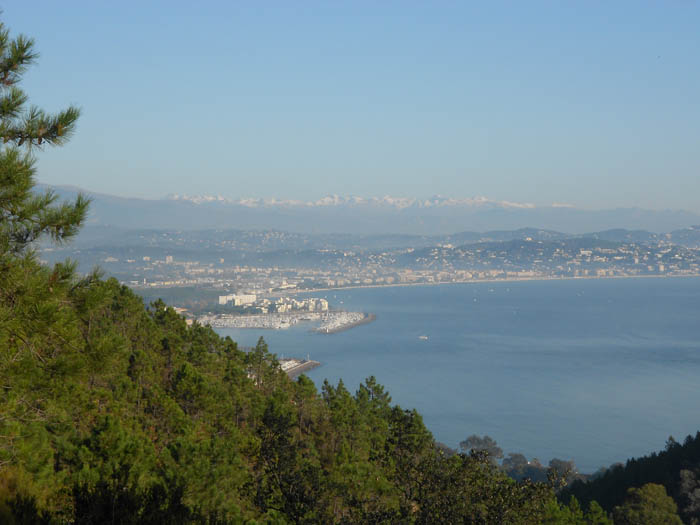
0, 32, 37, 86
0, 21, 86, 256
0, 87, 27, 120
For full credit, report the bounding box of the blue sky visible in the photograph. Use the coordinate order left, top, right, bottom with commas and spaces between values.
4, 1, 700, 210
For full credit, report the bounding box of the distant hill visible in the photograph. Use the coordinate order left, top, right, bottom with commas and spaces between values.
669, 225, 700, 248
41, 184, 700, 236
579, 229, 663, 244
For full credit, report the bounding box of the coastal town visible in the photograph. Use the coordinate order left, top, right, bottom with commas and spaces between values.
109, 237, 699, 291
40, 228, 700, 330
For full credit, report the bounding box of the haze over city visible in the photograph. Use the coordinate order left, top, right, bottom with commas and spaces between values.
6, 1, 700, 211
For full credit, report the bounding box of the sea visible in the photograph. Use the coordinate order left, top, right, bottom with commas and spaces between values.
214, 276, 700, 473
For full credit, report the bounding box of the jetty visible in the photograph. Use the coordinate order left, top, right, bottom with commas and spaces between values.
314, 313, 376, 334
279, 358, 321, 379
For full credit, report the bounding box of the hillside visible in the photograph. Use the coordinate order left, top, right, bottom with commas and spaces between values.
564, 433, 700, 524
1, 267, 561, 523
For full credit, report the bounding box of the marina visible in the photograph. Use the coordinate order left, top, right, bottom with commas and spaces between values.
198, 310, 375, 333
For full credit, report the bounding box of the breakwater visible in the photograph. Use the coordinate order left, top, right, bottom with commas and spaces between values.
280, 358, 321, 379
314, 313, 376, 334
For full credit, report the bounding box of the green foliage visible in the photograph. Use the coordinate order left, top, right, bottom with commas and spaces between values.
612, 483, 683, 525
543, 497, 612, 524
1, 243, 567, 523
0, 23, 86, 258
0, 263, 568, 522
0, 21, 90, 516
679, 468, 700, 525
0, 24, 80, 149
459, 434, 504, 464
564, 432, 700, 523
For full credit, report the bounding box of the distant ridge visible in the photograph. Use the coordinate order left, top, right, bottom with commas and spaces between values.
166, 193, 538, 210
40, 184, 700, 235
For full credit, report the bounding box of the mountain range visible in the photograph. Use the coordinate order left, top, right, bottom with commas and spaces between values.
42, 184, 700, 235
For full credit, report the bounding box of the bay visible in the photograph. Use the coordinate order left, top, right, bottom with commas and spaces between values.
215, 276, 700, 473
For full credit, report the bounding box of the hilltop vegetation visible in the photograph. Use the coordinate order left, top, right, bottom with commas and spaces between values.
564, 433, 700, 524
0, 272, 558, 523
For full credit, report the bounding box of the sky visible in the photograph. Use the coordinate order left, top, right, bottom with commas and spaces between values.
4, 1, 700, 210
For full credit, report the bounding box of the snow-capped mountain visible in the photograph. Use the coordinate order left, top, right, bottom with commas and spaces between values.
166, 193, 538, 210
42, 184, 700, 235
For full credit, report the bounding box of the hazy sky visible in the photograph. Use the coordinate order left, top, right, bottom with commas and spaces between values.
5, 2, 700, 210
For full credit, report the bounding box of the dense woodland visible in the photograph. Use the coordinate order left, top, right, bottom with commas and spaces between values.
564, 433, 700, 524
0, 19, 695, 524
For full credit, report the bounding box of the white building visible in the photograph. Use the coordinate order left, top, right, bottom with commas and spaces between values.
218, 294, 234, 305
233, 294, 256, 306
218, 293, 257, 306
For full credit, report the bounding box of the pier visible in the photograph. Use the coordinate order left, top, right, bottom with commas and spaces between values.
279, 358, 321, 379
314, 313, 376, 334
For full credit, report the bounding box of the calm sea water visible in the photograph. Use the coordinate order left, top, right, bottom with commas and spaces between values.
215, 277, 700, 473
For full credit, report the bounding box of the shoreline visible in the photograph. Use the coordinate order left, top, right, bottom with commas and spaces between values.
289, 272, 700, 296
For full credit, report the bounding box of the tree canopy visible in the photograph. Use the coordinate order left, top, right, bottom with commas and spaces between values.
612, 483, 683, 525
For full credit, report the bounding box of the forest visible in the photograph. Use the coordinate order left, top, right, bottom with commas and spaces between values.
0, 18, 694, 524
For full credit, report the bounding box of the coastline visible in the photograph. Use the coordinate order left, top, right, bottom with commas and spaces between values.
290, 272, 700, 296
201, 274, 699, 335
219, 275, 700, 473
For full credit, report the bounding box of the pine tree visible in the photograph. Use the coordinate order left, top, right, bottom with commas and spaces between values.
0, 18, 89, 503
0, 21, 88, 259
